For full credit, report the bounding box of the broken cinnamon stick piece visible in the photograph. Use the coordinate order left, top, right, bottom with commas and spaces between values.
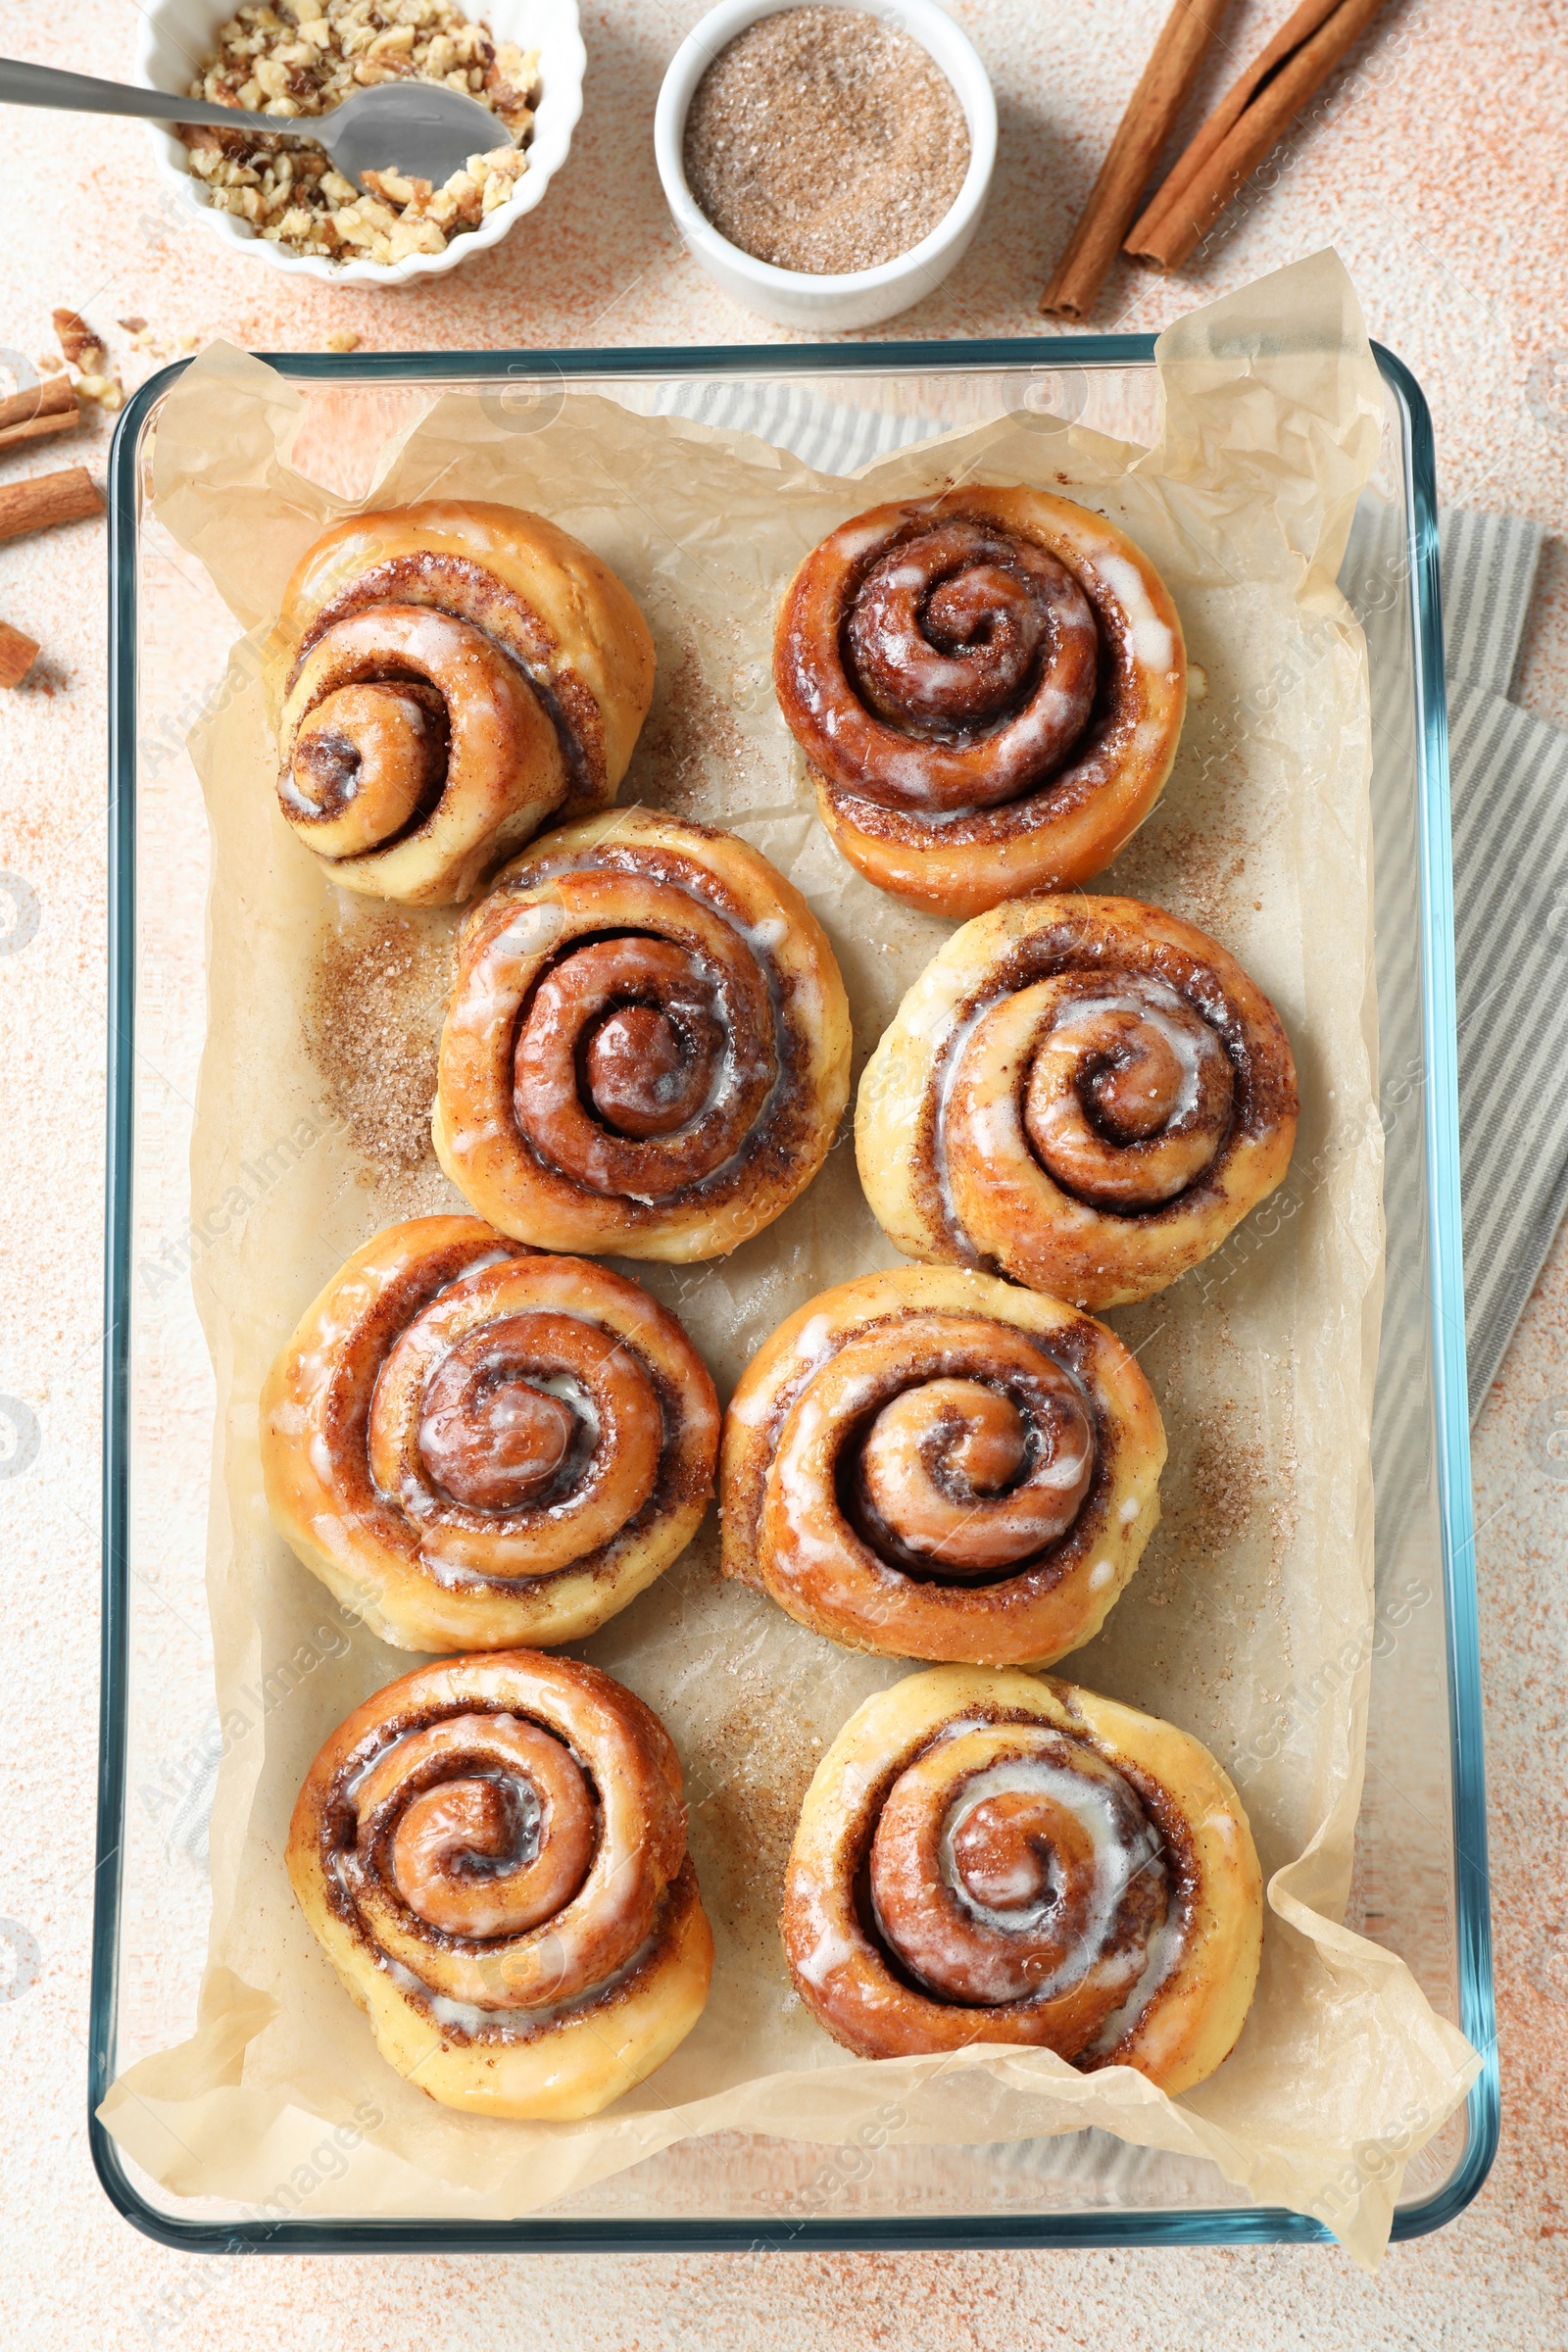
1125, 0, 1394, 270
0, 376, 78, 433
0, 617, 40, 689
0, 466, 104, 546
0, 407, 82, 460
1041, 0, 1233, 319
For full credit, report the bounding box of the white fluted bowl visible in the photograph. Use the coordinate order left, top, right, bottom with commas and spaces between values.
135, 0, 584, 285
655, 0, 997, 332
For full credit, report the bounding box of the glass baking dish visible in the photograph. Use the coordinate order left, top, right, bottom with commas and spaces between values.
93, 338, 1495, 2253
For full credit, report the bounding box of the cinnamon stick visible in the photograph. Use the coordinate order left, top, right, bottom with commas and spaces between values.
0, 376, 77, 433
0, 617, 40, 689
0, 466, 103, 546
1125, 0, 1394, 270
0, 407, 82, 460
1041, 0, 1233, 319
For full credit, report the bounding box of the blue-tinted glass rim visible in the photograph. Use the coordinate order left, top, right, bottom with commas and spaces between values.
93, 334, 1496, 2255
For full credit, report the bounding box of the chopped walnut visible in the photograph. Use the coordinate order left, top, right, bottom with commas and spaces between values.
178, 0, 539, 268
52, 309, 125, 409
52, 307, 107, 373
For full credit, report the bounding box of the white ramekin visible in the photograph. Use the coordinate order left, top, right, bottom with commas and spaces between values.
135, 0, 584, 287
654, 0, 997, 333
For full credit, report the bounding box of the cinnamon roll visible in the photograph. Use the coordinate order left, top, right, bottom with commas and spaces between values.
288, 1652, 712, 2120
774, 488, 1186, 918
721, 1267, 1164, 1666
783, 1664, 1262, 2092
858, 894, 1298, 1309
433, 808, 853, 1260
264, 502, 657, 905
260, 1217, 718, 1652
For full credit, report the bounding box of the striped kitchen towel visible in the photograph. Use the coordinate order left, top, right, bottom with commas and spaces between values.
1443, 507, 1567, 1419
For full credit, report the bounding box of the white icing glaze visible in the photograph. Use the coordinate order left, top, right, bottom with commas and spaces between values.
931, 993, 1001, 1253
1094, 552, 1161, 634
1047, 985, 1208, 1126
792, 1311, 837, 1366
791, 1892, 864, 1992
1131, 615, 1175, 669
1086, 1912, 1184, 2055
936, 1755, 1164, 2007
378, 1928, 658, 2038
832, 517, 899, 564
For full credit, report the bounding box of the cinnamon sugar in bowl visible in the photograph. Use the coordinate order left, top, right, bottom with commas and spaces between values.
655, 0, 996, 330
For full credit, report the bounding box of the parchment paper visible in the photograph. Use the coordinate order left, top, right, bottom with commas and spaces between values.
100, 252, 1480, 2269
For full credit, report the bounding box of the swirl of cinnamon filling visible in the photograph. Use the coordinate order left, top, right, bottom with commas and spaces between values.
288, 1652, 712, 2120
858, 894, 1298, 1310
782, 1664, 1263, 2092
721, 1266, 1164, 1667
433, 808, 853, 1261
264, 501, 657, 906
840, 519, 1101, 810
260, 1216, 718, 1653
870, 1726, 1167, 2019
774, 486, 1186, 918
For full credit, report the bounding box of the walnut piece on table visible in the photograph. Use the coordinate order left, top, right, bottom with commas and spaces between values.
51, 309, 123, 412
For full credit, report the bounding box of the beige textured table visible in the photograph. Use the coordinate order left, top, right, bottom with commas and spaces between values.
2, 0, 1566, 2340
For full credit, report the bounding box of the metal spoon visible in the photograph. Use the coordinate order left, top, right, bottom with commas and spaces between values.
0, 56, 509, 189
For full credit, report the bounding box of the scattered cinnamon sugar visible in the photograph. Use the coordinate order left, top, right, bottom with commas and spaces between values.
627, 636, 755, 815
682, 6, 970, 275
693, 1685, 820, 1957
304, 911, 451, 1179
1185, 1399, 1265, 1553
1113, 814, 1252, 940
